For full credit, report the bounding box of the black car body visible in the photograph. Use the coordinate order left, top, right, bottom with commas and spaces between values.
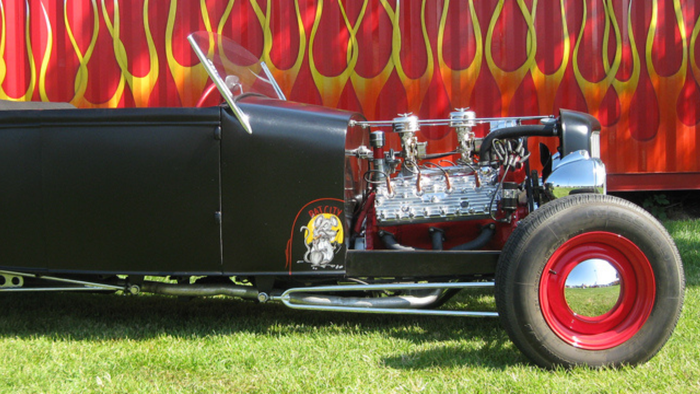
0, 32, 684, 369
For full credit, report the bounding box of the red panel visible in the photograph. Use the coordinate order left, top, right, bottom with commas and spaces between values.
608, 173, 700, 191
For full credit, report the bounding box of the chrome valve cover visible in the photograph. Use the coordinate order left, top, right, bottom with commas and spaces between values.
374, 167, 500, 225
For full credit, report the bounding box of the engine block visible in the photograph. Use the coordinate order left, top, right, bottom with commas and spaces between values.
374, 167, 500, 225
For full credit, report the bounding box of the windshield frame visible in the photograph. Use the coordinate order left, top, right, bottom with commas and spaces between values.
188, 32, 286, 134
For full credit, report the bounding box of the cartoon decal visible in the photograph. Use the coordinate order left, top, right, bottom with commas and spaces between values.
300, 213, 343, 269
285, 198, 345, 273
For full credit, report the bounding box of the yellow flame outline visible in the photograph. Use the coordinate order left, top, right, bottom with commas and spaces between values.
102, 0, 158, 107
308, 0, 367, 108
530, 0, 569, 114
166, 0, 235, 106
486, 0, 537, 115
0, 0, 8, 99
607, 1, 640, 102
646, 0, 687, 167
437, 0, 482, 109
388, 0, 434, 112
591, 1, 641, 170
0, 0, 36, 101
0, 0, 4, 97
38, 3, 53, 102
645, 0, 687, 131
691, 7, 700, 86
65, 0, 101, 107
573, 0, 623, 115
348, 1, 394, 120
646, 0, 687, 83
250, 0, 306, 98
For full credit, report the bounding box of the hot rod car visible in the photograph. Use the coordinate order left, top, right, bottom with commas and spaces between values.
0, 32, 684, 369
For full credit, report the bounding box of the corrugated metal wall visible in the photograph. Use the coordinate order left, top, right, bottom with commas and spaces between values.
1, 0, 699, 190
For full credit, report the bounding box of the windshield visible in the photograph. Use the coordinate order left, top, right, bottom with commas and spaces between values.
188, 31, 285, 133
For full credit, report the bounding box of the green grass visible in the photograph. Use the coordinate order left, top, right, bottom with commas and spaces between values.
1, 220, 699, 393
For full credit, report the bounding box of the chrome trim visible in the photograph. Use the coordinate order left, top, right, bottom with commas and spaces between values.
288, 289, 442, 309
141, 282, 259, 299
0, 287, 118, 292
544, 150, 606, 199
273, 282, 498, 317
0, 273, 23, 288
0, 270, 498, 317
260, 61, 286, 101
590, 130, 601, 159
565, 259, 621, 317
0, 270, 124, 292
352, 115, 553, 129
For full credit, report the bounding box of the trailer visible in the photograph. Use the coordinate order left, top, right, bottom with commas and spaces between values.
1, 1, 698, 190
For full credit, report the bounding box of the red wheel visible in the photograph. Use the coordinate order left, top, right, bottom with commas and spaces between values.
496, 194, 684, 368
540, 232, 655, 350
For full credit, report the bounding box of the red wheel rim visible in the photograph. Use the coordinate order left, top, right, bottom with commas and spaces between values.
539, 232, 656, 350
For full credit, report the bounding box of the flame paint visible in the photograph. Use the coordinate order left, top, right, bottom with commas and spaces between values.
308, 0, 365, 109
486, 0, 536, 116
0, 0, 36, 101
250, 0, 306, 92
530, 0, 569, 115
101, 0, 159, 107
65, 0, 101, 107
0, 0, 699, 180
437, 0, 481, 110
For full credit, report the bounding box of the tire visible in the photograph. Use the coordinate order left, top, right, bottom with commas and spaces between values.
495, 194, 684, 368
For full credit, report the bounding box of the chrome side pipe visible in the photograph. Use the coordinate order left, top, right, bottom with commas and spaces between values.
272, 282, 498, 317
288, 289, 442, 309
0, 269, 497, 317
140, 282, 259, 299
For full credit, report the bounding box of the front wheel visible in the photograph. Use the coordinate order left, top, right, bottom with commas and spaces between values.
495, 194, 684, 368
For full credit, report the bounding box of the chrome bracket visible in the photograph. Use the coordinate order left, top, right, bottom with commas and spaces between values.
0, 270, 124, 292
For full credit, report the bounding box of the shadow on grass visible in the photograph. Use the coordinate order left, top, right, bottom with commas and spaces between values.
382, 338, 527, 370
0, 289, 523, 368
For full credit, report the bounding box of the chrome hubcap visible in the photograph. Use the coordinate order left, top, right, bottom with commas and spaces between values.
564, 259, 621, 317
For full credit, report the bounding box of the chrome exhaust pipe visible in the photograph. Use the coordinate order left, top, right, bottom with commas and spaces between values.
141, 282, 259, 299
274, 282, 499, 317
288, 289, 442, 309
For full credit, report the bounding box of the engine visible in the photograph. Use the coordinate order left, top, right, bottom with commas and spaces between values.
374, 165, 499, 225
346, 108, 605, 252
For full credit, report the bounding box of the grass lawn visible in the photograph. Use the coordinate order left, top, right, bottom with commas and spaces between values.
0, 220, 698, 393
